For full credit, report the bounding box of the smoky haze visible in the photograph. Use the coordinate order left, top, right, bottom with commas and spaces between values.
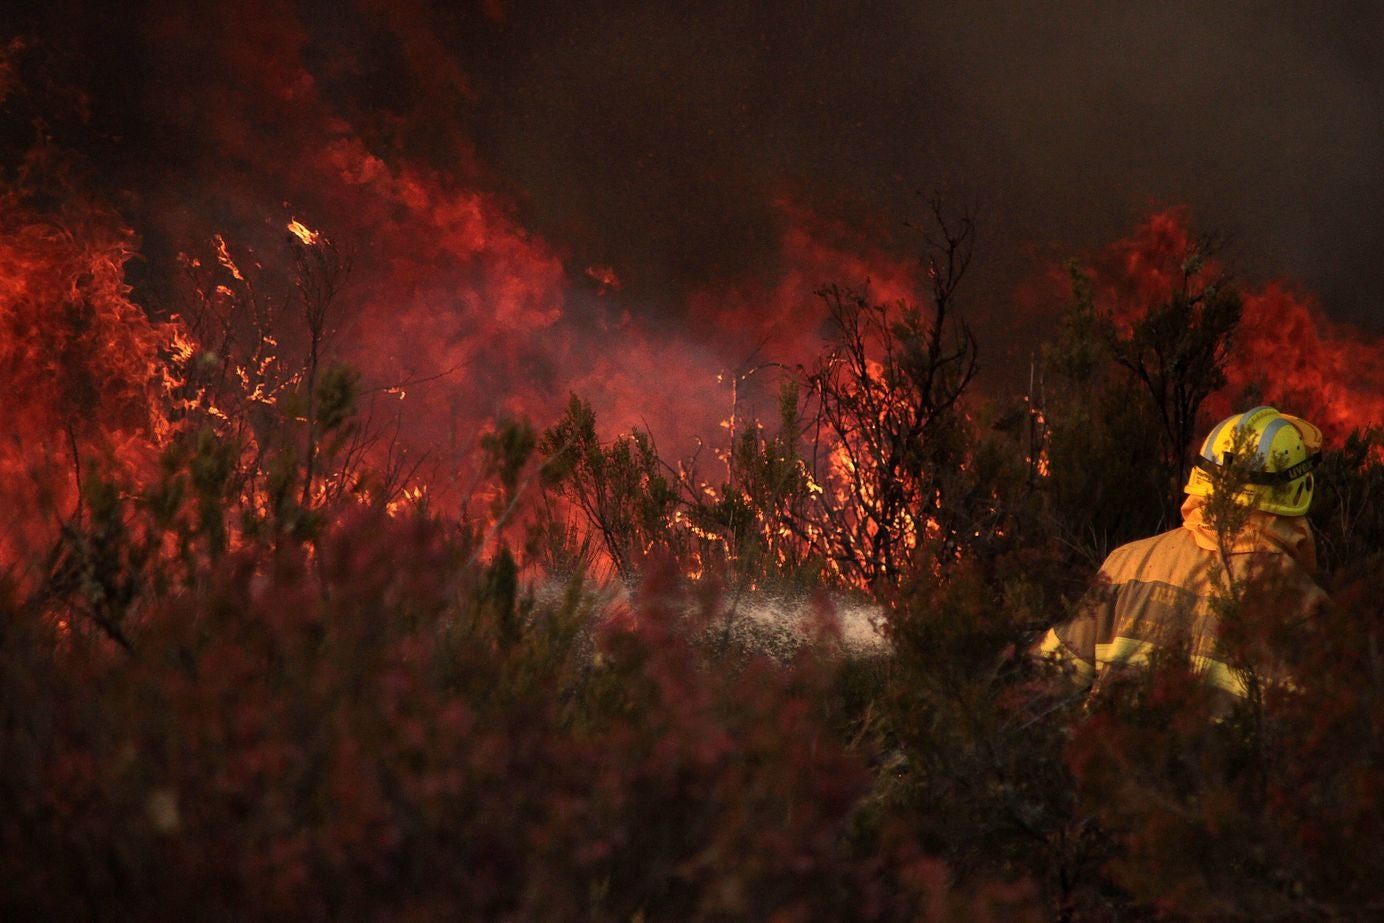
442, 0, 1384, 327
4, 0, 1382, 403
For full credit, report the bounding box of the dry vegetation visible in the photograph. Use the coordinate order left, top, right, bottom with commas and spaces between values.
6, 60, 1384, 922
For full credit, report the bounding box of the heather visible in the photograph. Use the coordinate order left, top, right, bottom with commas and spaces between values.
7, 104, 1384, 923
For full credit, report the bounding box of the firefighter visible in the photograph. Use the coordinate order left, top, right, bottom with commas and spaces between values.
1038, 406, 1327, 704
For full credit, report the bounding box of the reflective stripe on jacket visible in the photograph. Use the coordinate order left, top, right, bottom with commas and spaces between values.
1040, 495, 1326, 699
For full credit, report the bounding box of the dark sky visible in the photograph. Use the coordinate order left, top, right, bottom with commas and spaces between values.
6, 0, 1384, 387
447, 0, 1384, 326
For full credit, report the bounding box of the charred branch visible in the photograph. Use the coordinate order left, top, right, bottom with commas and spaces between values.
798, 199, 981, 585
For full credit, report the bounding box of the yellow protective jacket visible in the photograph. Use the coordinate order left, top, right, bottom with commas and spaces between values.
1039, 495, 1326, 699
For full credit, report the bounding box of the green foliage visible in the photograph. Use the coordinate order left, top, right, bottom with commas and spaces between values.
481, 416, 538, 496
1, 512, 940, 921
1043, 261, 1107, 385
1041, 260, 1240, 565
864, 564, 1089, 914
312, 361, 360, 433
1310, 425, 1384, 575
685, 379, 827, 588
43, 471, 144, 651
12, 177, 1384, 922
143, 426, 238, 562
1108, 264, 1242, 517
540, 394, 680, 581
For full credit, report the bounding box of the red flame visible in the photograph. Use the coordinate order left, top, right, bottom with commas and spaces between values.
1231, 284, 1384, 440
556, 197, 926, 459
0, 168, 181, 572
1041, 206, 1384, 442
686, 197, 922, 368
32, 4, 931, 504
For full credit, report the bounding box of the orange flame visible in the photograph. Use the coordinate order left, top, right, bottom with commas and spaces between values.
1052, 207, 1384, 443
287, 218, 321, 246
0, 176, 186, 577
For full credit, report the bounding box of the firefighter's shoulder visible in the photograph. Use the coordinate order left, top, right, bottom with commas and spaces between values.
1099, 525, 1191, 584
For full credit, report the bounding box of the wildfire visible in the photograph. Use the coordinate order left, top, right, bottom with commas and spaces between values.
287, 218, 322, 246
213, 234, 246, 282
9, 41, 1382, 602
1073, 207, 1384, 442
385, 485, 427, 516
0, 169, 185, 579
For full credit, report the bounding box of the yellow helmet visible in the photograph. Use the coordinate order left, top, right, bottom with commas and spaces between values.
1184, 406, 1322, 516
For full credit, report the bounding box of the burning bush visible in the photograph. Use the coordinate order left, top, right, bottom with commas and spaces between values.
7, 70, 1384, 917
0, 152, 178, 584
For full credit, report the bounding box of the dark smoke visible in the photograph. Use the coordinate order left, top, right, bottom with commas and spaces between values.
441, 0, 1384, 329
4, 0, 1382, 410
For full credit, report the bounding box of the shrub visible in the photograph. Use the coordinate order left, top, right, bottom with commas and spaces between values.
4, 510, 965, 920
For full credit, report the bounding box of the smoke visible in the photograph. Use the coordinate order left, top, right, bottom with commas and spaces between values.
435, 0, 1384, 327
2, 0, 1382, 454
1022, 206, 1384, 442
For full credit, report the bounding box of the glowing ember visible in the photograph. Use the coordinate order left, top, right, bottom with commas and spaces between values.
213, 234, 246, 282
287, 218, 322, 246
